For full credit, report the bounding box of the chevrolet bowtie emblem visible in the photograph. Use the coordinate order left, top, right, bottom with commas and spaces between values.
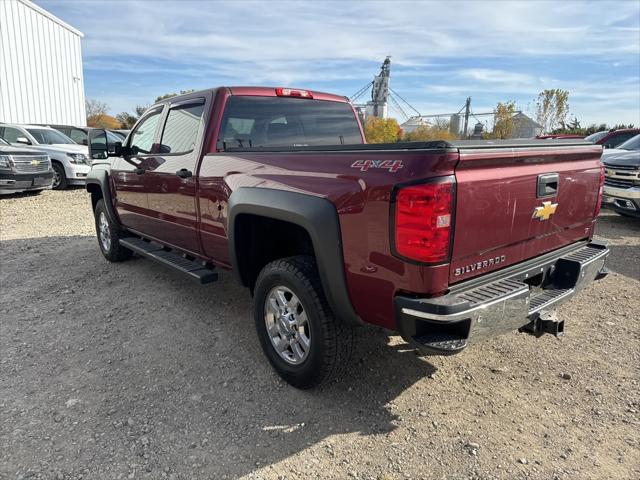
30, 159, 40, 165
533, 201, 558, 221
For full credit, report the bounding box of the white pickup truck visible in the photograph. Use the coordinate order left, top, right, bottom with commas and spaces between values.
0, 124, 90, 189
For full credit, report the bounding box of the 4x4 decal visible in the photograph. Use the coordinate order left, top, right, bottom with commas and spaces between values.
351, 159, 404, 172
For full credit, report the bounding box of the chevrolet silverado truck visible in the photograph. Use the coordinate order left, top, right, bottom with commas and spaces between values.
602, 140, 640, 217
0, 137, 53, 194
86, 87, 610, 388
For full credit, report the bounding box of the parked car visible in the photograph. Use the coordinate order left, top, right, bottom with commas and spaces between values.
86, 86, 609, 389
0, 124, 90, 189
0, 137, 53, 195
44, 124, 124, 151
601, 134, 640, 159
602, 146, 640, 217
585, 128, 640, 149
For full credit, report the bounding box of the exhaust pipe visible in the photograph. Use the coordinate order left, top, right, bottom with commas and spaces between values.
521, 310, 565, 338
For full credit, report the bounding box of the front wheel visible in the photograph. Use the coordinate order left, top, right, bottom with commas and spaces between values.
253, 255, 354, 389
51, 163, 67, 190
94, 199, 132, 262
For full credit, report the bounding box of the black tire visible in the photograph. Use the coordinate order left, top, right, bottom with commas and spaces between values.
51, 162, 67, 190
94, 199, 132, 262
253, 255, 354, 389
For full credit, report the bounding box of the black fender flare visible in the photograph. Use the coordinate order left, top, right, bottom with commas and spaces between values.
228, 187, 362, 326
85, 167, 120, 227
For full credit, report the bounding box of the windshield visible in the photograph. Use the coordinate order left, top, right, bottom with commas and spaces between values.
617, 134, 640, 151
218, 96, 363, 149
27, 128, 76, 145
584, 131, 609, 143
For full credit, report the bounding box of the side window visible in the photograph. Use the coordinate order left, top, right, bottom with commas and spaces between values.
70, 129, 87, 145
130, 109, 162, 154
606, 132, 634, 149
1, 127, 24, 143
159, 101, 205, 155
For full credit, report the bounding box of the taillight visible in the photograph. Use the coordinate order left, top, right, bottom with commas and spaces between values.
275, 87, 313, 99
594, 166, 605, 217
393, 177, 454, 263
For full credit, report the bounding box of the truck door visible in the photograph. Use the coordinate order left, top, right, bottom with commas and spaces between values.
142, 98, 207, 255
111, 106, 164, 235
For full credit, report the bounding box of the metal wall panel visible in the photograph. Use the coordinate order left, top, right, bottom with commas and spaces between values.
0, 0, 86, 126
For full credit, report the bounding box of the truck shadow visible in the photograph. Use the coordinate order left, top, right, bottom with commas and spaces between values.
0, 235, 437, 479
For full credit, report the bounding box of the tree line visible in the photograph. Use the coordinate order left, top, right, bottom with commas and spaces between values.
364, 89, 634, 143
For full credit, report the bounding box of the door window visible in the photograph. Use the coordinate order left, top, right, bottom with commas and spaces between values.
0, 127, 25, 143
70, 129, 88, 145
129, 109, 162, 154
159, 101, 205, 155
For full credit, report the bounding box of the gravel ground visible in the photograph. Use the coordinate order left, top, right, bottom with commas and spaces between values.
1, 189, 638, 480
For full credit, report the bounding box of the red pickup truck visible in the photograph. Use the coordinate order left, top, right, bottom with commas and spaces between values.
86, 87, 609, 388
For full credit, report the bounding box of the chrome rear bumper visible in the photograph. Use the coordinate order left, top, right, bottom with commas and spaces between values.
395, 241, 609, 354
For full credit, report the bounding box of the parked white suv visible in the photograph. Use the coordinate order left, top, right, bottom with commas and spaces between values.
0, 124, 90, 189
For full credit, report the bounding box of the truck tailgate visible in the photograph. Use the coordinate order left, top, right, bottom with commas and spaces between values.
450, 143, 603, 283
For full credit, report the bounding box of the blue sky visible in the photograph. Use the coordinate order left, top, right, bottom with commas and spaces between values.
39, 0, 640, 126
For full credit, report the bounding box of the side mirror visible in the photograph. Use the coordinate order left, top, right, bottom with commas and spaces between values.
88, 129, 108, 160
16, 137, 31, 145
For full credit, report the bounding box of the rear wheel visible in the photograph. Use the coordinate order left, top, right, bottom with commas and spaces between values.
253, 255, 354, 389
94, 199, 132, 262
51, 163, 67, 190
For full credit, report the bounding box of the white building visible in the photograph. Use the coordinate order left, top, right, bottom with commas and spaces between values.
0, 0, 86, 126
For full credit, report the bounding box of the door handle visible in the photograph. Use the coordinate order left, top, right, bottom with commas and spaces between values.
134, 168, 145, 175
537, 173, 559, 197
176, 169, 193, 179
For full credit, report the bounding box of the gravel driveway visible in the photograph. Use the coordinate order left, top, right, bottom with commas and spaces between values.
1, 189, 638, 480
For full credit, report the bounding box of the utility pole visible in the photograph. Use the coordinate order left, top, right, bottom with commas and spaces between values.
462, 97, 471, 139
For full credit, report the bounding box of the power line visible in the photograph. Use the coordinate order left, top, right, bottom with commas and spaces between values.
349, 81, 373, 103
388, 93, 409, 121
389, 87, 422, 117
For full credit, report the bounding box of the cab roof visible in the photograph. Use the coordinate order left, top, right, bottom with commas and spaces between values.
153, 86, 350, 105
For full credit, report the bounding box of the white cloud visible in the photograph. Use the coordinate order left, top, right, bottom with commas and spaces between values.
37, 0, 640, 124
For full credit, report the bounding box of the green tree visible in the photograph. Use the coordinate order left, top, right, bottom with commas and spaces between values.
535, 89, 570, 134
115, 112, 137, 129
154, 89, 196, 102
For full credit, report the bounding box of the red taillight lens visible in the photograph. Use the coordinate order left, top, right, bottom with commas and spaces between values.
394, 178, 454, 263
275, 87, 313, 98
594, 166, 605, 217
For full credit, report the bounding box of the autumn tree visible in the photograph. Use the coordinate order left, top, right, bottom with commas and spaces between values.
403, 125, 457, 141
364, 117, 402, 143
535, 89, 569, 134
491, 101, 517, 139
85, 99, 109, 127
115, 112, 137, 129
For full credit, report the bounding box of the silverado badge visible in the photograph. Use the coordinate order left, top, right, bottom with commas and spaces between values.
533, 201, 558, 221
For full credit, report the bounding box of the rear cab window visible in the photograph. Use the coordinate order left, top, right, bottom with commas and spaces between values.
217, 96, 363, 150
